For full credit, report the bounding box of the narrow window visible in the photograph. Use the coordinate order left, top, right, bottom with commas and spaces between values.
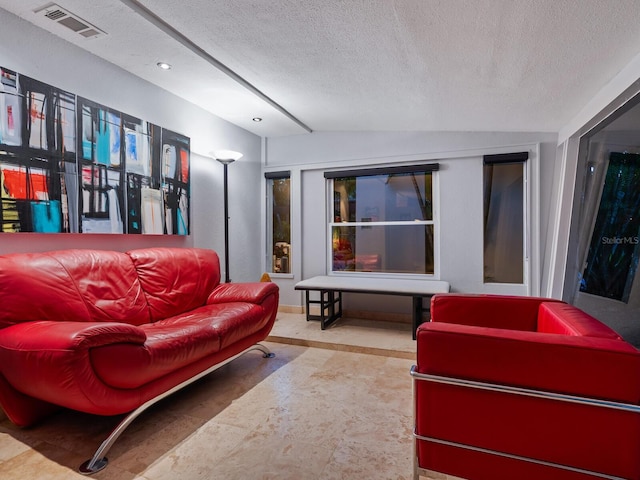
265, 171, 291, 274
326, 164, 437, 275
483, 153, 527, 284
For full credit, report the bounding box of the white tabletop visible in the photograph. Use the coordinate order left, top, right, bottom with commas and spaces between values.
294, 275, 450, 296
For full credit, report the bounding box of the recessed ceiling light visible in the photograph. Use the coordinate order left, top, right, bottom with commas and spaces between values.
157, 62, 172, 70
252, 117, 262, 122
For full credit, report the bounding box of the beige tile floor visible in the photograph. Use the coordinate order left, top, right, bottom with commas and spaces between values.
0, 313, 459, 480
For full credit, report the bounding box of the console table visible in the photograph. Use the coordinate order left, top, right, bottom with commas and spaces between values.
294, 276, 450, 339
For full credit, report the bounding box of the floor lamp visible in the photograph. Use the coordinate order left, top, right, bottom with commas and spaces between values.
212, 149, 243, 283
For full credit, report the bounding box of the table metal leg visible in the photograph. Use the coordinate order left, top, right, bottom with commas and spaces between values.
321, 290, 332, 329
304, 289, 343, 329
321, 290, 343, 329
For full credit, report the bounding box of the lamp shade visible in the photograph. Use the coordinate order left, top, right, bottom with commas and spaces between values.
212, 150, 243, 164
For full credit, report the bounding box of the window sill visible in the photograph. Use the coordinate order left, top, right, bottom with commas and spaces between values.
268, 273, 295, 280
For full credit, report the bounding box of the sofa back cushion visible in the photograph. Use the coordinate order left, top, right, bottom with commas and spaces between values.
431, 294, 556, 331
537, 302, 623, 340
127, 248, 221, 322
0, 249, 150, 327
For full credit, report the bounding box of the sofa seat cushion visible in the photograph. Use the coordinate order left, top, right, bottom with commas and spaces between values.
537, 302, 623, 339
90, 301, 270, 389
206, 301, 274, 350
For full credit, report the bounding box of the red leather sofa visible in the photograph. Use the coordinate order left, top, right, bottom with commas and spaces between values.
0, 247, 279, 473
411, 294, 640, 480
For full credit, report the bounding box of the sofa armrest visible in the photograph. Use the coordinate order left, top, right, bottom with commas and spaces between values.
430, 294, 563, 331
416, 321, 640, 403
0, 321, 147, 350
207, 282, 279, 305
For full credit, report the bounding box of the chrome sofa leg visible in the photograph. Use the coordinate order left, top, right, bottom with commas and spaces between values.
79, 343, 275, 474
256, 343, 276, 358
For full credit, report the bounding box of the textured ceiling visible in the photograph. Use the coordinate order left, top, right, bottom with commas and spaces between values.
2, 0, 640, 137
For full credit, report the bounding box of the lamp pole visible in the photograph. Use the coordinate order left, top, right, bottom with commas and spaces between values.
213, 150, 242, 283
218, 158, 233, 283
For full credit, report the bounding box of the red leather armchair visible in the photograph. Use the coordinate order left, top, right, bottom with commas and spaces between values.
411, 294, 640, 480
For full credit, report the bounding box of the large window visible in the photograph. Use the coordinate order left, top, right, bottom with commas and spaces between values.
580, 152, 640, 302
266, 171, 290, 274
326, 164, 437, 275
483, 152, 527, 284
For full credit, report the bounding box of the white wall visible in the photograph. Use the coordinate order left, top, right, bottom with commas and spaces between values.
265, 131, 558, 312
550, 50, 640, 299
0, 10, 263, 282
559, 50, 640, 145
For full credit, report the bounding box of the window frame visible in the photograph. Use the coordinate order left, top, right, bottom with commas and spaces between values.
325, 163, 440, 279
482, 152, 529, 288
265, 170, 291, 276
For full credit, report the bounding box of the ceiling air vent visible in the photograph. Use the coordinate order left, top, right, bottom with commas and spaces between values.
34, 3, 106, 39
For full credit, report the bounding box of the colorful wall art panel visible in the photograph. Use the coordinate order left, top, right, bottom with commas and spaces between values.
161, 129, 190, 235
0, 66, 190, 235
0, 68, 77, 233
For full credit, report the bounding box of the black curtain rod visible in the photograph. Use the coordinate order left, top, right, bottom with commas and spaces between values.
324, 162, 439, 179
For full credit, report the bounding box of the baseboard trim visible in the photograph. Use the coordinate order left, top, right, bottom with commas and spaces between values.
342, 309, 412, 324
266, 334, 413, 360
277, 305, 304, 314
